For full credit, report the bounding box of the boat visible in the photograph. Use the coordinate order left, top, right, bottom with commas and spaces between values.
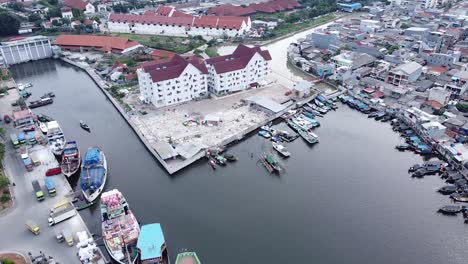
61, 141, 81, 177
76, 200, 97, 211
438, 205, 463, 214
298, 129, 319, 144
100, 189, 140, 264
39, 122, 48, 134
287, 119, 301, 132
214, 154, 226, 165
438, 185, 457, 195
41, 92, 55, 99
258, 130, 271, 138
395, 143, 412, 151
80, 120, 91, 132
260, 153, 281, 173
137, 223, 169, 264
80, 147, 107, 202
46, 121, 65, 155
37, 114, 53, 123
176, 252, 202, 264
450, 192, 468, 202
224, 153, 238, 161
208, 158, 216, 170
29, 97, 53, 109
272, 142, 290, 157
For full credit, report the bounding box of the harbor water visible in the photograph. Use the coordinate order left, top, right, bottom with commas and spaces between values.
10, 59, 468, 264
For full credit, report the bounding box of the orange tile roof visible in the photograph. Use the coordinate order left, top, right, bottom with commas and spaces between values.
53, 35, 140, 53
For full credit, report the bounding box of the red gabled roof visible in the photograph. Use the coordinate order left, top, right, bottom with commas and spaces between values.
53, 35, 140, 53
63, 0, 87, 10
424, 100, 443, 110
83, 19, 96, 25
151, 49, 176, 63
155, 5, 174, 16
207, 4, 256, 16
108, 13, 246, 30
207, 0, 300, 16
429, 66, 448, 74
171, 10, 193, 18
142, 55, 207, 83
205, 44, 271, 74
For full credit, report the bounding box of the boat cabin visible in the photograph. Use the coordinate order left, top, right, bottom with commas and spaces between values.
137, 223, 169, 264
13, 109, 34, 128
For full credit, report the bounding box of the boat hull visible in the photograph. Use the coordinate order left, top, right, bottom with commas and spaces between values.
82, 152, 107, 203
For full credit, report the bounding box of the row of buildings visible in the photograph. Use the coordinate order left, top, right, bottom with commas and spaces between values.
107, 5, 252, 38
137, 44, 272, 108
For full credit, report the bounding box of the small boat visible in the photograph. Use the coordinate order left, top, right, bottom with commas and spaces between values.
450, 193, 468, 203
47, 121, 65, 155
224, 153, 238, 161
76, 200, 96, 211
100, 190, 140, 264
39, 122, 48, 134
260, 153, 281, 173
37, 114, 53, 123
258, 130, 271, 138
209, 158, 216, 170
214, 154, 226, 165
80, 146, 107, 202
137, 224, 169, 264
298, 129, 319, 144
41, 92, 55, 99
80, 120, 91, 132
176, 252, 202, 264
61, 141, 81, 177
395, 143, 412, 151
287, 119, 301, 132
24, 82, 33, 88
272, 142, 290, 157
438, 185, 457, 195
438, 205, 463, 214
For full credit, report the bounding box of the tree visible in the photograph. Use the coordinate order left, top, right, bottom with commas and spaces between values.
72, 8, 82, 18
0, 258, 14, 264
0, 11, 20, 36
28, 13, 42, 22
47, 6, 61, 18
0, 176, 9, 189
7, 2, 23, 11
51, 19, 61, 27
0, 193, 11, 203
47, 0, 58, 5
61, 17, 70, 26
400, 23, 410, 29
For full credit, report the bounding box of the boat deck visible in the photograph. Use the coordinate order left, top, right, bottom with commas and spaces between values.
103, 212, 139, 253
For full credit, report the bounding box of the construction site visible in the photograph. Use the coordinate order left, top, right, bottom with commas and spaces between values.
126, 83, 297, 173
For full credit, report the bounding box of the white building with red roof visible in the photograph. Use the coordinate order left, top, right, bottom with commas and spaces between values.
107, 11, 251, 38
53, 35, 142, 54
205, 44, 271, 95
137, 55, 208, 108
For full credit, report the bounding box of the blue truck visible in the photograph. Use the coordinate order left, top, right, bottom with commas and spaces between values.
44, 178, 56, 197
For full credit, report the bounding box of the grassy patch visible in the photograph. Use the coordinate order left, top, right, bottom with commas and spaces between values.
264, 13, 336, 40
205, 47, 219, 58
111, 33, 206, 54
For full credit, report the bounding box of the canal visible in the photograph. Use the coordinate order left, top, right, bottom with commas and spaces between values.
11, 59, 468, 264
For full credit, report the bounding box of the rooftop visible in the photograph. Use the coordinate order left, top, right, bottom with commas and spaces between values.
141, 55, 208, 83
137, 223, 166, 260
205, 44, 271, 74
53, 35, 141, 53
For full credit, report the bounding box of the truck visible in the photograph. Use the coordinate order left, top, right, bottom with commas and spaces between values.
48, 202, 76, 226
9, 133, 19, 148
32, 180, 44, 201
21, 147, 34, 172
61, 229, 74, 246
17, 132, 26, 144
26, 220, 40, 235
44, 178, 56, 197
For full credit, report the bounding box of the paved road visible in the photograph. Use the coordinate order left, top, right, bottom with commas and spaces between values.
0, 92, 84, 263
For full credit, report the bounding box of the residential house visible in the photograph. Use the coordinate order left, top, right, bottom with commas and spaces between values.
360, 19, 380, 33
205, 45, 271, 96
427, 53, 456, 67
428, 86, 451, 104
13, 109, 34, 128
137, 55, 208, 108
61, 7, 73, 19
84, 2, 95, 14
386, 61, 423, 86
331, 51, 376, 70
444, 78, 468, 99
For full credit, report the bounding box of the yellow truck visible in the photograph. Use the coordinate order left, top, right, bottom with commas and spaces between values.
26, 220, 40, 235
61, 229, 73, 246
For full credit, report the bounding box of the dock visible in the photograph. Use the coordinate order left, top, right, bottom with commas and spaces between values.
61, 57, 342, 174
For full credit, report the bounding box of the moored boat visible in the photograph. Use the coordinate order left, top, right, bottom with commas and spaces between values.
46, 121, 65, 155
80, 120, 91, 132
438, 185, 457, 195
80, 147, 107, 202
395, 143, 412, 151
258, 130, 271, 138
298, 129, 319, 144
100, 189, 140, 264
224, 153, 238, 161
272, 142, 290, 157
260, 153, 281, 173
136, 223, 169, 264
176, 252, 202, 264
61, 141, 81, 177
438, 205, 463, 214
39, 122, 48, 134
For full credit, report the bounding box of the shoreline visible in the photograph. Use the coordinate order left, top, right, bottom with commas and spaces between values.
61, 57, 326, 174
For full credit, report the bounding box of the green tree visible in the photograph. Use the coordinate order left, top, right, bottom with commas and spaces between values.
0, 193, 11, 203
47, 0, 58, 5
28, 13, 42, 22
0, 11, 20, 36
0, 258, 14, 264
52, 19, 61, 27
400, 23, 410, 29
7, 2, 23, 11
61, 17, 70, 26
456, 103, 468, 113
47, 6, 61, 18
0, 176, 9, 189
72, 8, 82, 18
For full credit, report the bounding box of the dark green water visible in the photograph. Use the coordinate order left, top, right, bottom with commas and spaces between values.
11, 59, 468, 264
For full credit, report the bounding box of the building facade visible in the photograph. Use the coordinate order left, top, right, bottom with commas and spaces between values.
205, 45, 271, 95
0, 36, 52, 66
107, 13, 251, 38
137, 55, 208, 108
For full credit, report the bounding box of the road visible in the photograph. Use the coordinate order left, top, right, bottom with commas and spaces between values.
0, 91, 85, 264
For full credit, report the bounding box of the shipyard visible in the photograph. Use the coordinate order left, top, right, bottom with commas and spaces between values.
3, 0, 468, 264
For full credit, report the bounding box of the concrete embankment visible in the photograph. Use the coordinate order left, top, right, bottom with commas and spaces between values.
61, 58, 337, 174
